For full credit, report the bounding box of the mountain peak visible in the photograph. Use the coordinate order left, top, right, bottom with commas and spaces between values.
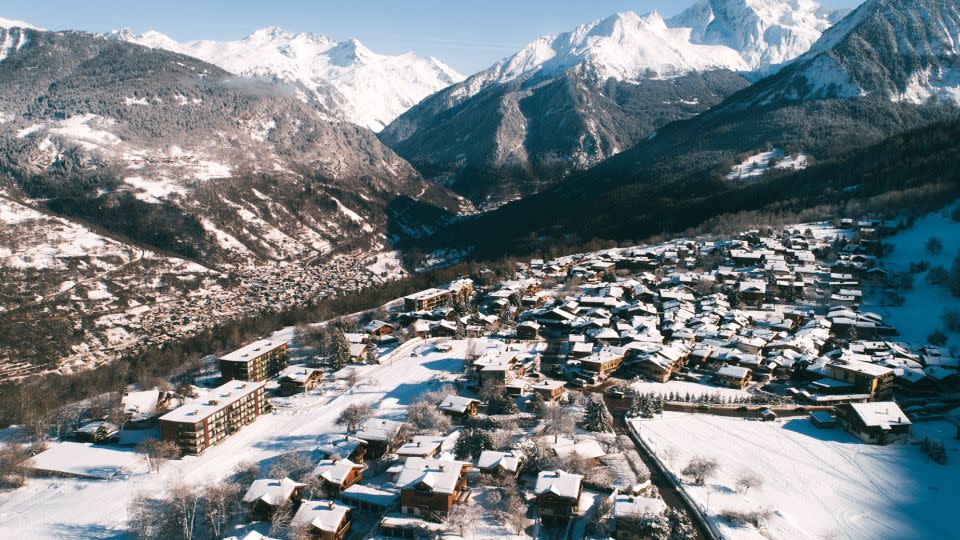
743, 0, 960, 105
113, 27, 463, 131
668, 0, 838, 71
482, 8, 748, 87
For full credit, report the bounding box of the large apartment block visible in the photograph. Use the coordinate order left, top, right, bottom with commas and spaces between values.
159, 380, 269, 455
219, 339, 289, 382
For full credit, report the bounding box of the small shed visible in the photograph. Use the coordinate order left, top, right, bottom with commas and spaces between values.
809, 411, 837, 428
756, 408, 778, 422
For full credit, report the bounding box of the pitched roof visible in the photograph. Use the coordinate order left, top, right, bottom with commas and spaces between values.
534, 470, 583, 499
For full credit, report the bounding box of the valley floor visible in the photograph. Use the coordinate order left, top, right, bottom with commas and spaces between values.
632, 412, 960, 540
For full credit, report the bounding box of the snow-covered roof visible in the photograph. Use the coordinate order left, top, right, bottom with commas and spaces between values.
356, 418, 404, 442
847, 402, 911, 429
242, 478, 305, 507
221, 339, 287, 362
477, 451, 521, 473
395, 457, 468, 495
290, 499, 350, 533
613, 494, 666, 518
438, 395, 480, 414
160, 380, 266, 423
534, 470, 583, 499
396, 436, 445, 458
717, 365, 750, 379
312, 459, 364, 484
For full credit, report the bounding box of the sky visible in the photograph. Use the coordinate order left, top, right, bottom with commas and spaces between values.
5, 0, 864, 75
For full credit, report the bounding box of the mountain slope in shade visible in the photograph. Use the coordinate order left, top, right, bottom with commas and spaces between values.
112, 27, 464, 131
746, 0, 960, 104
668, 0, 849, 72
381, 11, 751, 207
0, 28, 465, 265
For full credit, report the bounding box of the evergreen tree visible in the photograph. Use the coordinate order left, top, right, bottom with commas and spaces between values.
330, 329, 351, 369
529, 391, 547, 416
666, 508, 696, 540
580, 397, 610, 432
627, 392, 642, 418
454, 428, 494, 461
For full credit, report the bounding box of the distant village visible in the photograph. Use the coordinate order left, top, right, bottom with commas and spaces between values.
5, 217, 959, 540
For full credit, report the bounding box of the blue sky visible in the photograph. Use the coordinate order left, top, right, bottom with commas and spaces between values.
6, 0, 863, 74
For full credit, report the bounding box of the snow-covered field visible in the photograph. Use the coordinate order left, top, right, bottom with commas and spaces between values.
633, 412, 960, 540
868, 202, 960, 349
0, 339, 467, 538
726, 149, 809, 180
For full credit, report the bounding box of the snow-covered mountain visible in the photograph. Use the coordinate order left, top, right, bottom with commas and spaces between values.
472, 11, 748, 87
381, 10, 754, 206
744, 0, 960, 105
0, 16, 41, 30
668, 0, 850, 73
111, 27, 463, 131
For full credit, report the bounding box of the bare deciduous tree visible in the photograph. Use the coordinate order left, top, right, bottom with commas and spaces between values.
336, 402, 374, 433
542, 403, 575, 443
446, 503, 480, 537
735, 469, 764, 494
138, 439, 181, 473
682, 456, 719, 486
201, 482, 241, 538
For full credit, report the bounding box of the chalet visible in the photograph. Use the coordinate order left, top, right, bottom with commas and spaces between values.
826, 360, 894, 400
738, 280, 767, 306
311, 458, 365, 497
430, 320, 459, 338
318, 436, 366, 463
159, 380, 269, 455
396, 436, 445, 462
580, 348, 626, 379
837, 402, 911, 444
121, 389, 165, 426
809, 411, 837, 428
613, 494, 667, 540
348, 342, 371, 362
242, 478, 305, 520
535, 470, 583, 519
364, 320, 395, 337
437, 395, 481, 419
396, 457, 471, 519
290, 500, 352, 540
356, 418, 406, 458
219, 339, 288, 382
341, 484, 400, 513
517, 320, 542, 340
635, 344, 688, 383
531, 379, 566, 402
477, 451, 521, 476
715, 365, 752, 389
72, 421, 119, 444
277, 366, 324, 395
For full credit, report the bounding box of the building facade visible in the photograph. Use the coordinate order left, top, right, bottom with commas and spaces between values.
159, 380, 269, 455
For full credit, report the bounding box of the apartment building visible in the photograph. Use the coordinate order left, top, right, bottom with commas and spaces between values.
159, 380, 269, 455
219, 339, 289, 382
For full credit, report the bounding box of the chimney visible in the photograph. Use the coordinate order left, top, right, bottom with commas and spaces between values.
328, 500, 334, 510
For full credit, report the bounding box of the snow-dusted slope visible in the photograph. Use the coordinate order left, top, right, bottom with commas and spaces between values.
0, 17, 42, 31
112, 27, 463, 131
668, 0, 848, 72
468, 11, 748, 92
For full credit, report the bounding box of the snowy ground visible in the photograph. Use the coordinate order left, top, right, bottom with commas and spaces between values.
632, 412, 960, 540
726, 149, 809, 180
629, 379, 751, 400
0, 338, 468, 539
865, 202, 960, 350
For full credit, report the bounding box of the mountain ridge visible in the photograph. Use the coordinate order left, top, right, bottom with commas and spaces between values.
111, 26, 464, 131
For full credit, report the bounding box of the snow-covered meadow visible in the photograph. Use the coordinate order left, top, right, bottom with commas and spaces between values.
633, 412, 960, 540
869, 202, 960, 350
